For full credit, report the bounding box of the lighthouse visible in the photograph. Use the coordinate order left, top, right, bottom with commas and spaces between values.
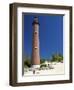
31, 17, 40, 68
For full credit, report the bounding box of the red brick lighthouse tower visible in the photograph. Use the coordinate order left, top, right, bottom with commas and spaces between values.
31, 17, 40, 68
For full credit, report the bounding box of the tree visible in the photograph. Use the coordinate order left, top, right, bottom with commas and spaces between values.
51, 53, 63, 62
40, 59, 45, 64
24, 59, 31, 68
24, 54, 31, 68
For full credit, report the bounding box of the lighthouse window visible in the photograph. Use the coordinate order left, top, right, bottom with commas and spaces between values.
34, 32, 37, 34
34, 47, 38, 49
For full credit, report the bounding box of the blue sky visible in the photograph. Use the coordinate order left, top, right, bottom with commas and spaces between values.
23, 13, 63, 59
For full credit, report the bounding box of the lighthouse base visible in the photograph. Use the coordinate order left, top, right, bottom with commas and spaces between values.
31, 65, 40, 68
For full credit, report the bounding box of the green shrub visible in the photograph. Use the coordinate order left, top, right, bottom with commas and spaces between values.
40, 64, 47, 68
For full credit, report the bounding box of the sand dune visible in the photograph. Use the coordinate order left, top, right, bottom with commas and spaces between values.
24, 62, 64, 76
